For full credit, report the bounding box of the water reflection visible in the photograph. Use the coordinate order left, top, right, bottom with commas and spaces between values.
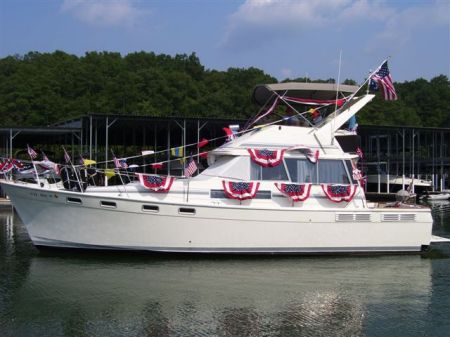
3, 251, 433, 336
0, 207, 444, 337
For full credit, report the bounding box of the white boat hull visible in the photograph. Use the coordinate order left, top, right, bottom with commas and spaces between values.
1, 181, 433, 254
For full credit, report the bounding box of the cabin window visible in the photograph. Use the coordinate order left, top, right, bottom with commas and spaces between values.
142, 204, 159, 212
318, 160, 350, 184
179, 207, 196, 215
345, 160, 357, 184
250, 161, 288, 181
66, 197, 82, 205
285, 158, 351, 184
285, 158, 317, 183
100, 200, 117, 208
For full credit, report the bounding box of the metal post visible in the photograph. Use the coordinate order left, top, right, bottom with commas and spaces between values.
412, 129, 415, 193
167, 121, 171, 175
402, 129, 405, 190
89, 115, 93, 160
105, 116, 108, 170
9, 129, 12, 158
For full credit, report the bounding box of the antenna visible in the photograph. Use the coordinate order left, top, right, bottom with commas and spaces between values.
331, 50, 342, 144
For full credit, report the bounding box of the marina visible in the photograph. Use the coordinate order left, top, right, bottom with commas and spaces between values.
1, 0, 449, 335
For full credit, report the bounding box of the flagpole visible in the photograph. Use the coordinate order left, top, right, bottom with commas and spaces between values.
332, 50, 342, 145
111, 150, 129, 197
338, 58, 388, 112
62, 146, 84, 193
27, 145, 41, 186
186, 178, 190, 203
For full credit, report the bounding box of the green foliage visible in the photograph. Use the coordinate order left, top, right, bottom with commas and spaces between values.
0, 51, 448, 128
0, 51, 275, 126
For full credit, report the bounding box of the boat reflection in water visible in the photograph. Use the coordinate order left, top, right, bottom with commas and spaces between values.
7, 252, 432, 336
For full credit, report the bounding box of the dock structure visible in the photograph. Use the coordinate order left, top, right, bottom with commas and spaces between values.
0, 114, 245, 176
1, 115, 449, 192
359, 125, 450, 193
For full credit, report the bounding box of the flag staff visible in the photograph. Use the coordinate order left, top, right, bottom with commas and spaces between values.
26, 145, 41, 186
62, 146, 84, 193
111, 150, 129, 197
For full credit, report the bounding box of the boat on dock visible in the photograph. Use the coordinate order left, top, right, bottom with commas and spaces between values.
420, 191, 450, 201
0, 62, 446, 254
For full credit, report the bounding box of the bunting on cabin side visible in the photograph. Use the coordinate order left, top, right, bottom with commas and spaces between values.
248, 148, 286, 167
275, 183, 312, 202
222, 181, 260, 200
136, 173, 175, 193
321, 184, 357, 203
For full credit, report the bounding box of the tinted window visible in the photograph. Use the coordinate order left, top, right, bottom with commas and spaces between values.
318, 159, 350, 184
285, 158, 317, 183
250, 161, 288, 181
285, 158, 350, 184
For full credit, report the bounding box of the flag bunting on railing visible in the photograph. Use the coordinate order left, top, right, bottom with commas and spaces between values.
321, 184, 357, 203
0, 160, 14, 173
222, 181, 260, 200
151, 162, 164, 170
275, 183, 312, 202
136, 173, 175, 193
197, 138, 209, 148
248, 148, 285, 167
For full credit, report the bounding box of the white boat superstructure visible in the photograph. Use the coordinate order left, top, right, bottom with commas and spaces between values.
0, 79, 442, 254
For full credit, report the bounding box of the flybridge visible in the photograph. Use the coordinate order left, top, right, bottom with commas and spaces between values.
243, 81, 375, 151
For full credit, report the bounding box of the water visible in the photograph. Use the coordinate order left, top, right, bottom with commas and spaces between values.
1, 203, 450, 337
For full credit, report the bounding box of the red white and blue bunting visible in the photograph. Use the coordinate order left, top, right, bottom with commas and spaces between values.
0, 160, 14, 173
248, 148, 286, 167
321, 184, 357, 203
222, 181, 260, 200
136, 173, 175, 193
287, 146, 319, 164
275, 183, 312, 202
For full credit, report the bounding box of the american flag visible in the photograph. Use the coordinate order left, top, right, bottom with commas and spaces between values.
356, 147, 364, 159
27, 145, 38, 159
184, 157, 197, 177
370, 61, 397, 100
113, 156, 128, 169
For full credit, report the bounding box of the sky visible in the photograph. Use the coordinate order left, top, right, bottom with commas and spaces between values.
0, 0, 449, 83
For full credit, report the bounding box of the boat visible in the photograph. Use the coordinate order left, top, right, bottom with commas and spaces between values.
0, 65, 446, 254
365, 174, 432, 194
420, 191, 450, 201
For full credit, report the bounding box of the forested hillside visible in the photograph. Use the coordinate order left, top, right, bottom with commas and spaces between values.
0, 51, 448, 128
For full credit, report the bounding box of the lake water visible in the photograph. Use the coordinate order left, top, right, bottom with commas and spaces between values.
1, 202, 450, 337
